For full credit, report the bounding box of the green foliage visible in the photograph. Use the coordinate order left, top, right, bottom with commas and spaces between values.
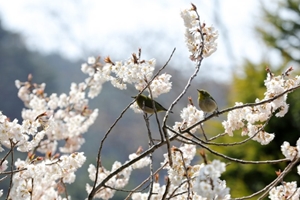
222, 60, 300, 198
217, 0, 300, 198
231, 60, 268, 103
257, 0, 300, 64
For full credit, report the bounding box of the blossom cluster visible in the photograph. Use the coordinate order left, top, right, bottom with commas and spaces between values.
0, 74, 99, 199
14, 79, 99, 153
9, 152, 86, 199
86, 151, 151, 199
281, 138, 300, 161
132, 144, 230, 199
181, 5, 218, 60
269, 181, 300, 200
272, 140, 300, 199
169, 104, 204, 140
222, 74, 300, 145
1, 49, 172, 199
81, 55, 172, 102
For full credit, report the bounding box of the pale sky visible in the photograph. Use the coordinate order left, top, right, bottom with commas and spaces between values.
0, 0, 268, 82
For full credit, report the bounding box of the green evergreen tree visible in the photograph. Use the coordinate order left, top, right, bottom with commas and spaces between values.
257, 0, 300, 65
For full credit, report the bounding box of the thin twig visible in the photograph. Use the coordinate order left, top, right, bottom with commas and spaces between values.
124, 163, 167, 200
161, 21, 206, 163
0, 175, 7, 182
0, 147, 14, 166
179, 114, 273, 147
144, 114, 154, 145
31, 178, 33, 200
6, 139, 15, 200
0, 167, 28, 175
92, 100, 134, 192
161, 177, 170, 200
177, 148, 192, 199
199, 123, 208, 141
233, 157, 299, 200
258, 157, 299, 199
61, 178, 70, 200
147, 151, 154, 200
88, 134, 182, 199
169, 128, 290, 164
147, 83, 164, 142
167, 179, 189, 199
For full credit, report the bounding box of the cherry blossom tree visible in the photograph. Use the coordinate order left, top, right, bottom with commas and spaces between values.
1, 3, 300, 200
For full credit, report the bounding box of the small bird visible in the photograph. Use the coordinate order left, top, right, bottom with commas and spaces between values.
197, 89, 218, 113
132, 94, 171, 114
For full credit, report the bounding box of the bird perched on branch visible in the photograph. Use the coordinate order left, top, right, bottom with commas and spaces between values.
132, 94, 172, 114
197, 89, 218, 113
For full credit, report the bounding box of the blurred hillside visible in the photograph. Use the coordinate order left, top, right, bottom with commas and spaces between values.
0, 20, 85, 120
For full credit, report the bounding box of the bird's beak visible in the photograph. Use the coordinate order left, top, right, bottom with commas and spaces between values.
131, 96, 136, 99
197, 89, 200, 92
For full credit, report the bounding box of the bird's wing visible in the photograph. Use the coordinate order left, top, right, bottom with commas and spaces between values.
139, 97, 152, 108
210, 96, 218, 109
145, 98, 166, 110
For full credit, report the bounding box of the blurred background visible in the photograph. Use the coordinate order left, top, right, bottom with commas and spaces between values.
0, 0, 300, 199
